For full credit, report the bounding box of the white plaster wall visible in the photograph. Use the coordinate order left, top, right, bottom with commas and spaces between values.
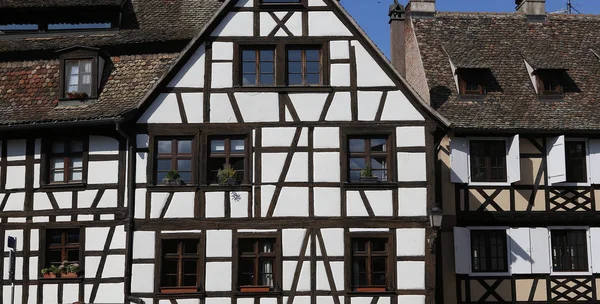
231, 191, 249, 218
97, 189, 117, 208
137, 93, 182, 123
308, 11, 352, 36
93, 283, 124, 303
205, 262, 232, 291
136, 152, 147, 184
211, 12, 253, 36
330, 40, 349, 59
261, 185, 276, 217
182, 93, 204, 123
30, 229, 39, 251
283, 261, 310, 291
150, 192, 170, 218
133, 231, 155, 259
262, 127, 297, 147
273, 187, 309, 217
346, 191, 369, 216
398, 188, 427, 217
396, 127, 426, 147
289, 93, 328, 121
164, 192, 195, 218
77, 190, 96, 209
397, 152, 426, 182
287, 152, 308, 182
261, 153, 286, 183
212, 62, 233, 88
206, 230, 232, 257
285, 12, 302, 36
316, 261, 344, 291
206, 192, 225, 218
357, 91, 383, 121
319, 229, 344, 256
89, 136, 119, 155
43, 285, 58, 304
212, 42, 234, 60
5, 166, 25, 189
88, 160, 119, 184
34, 138, 41, 159
283, 229, 308, 256
398, 295, 426, 304
381, 91, 425, 121
33, 193, 52, 210
62, 284, 79, 304
314, 188, 341, 217
111, 225, 127, 249
314, 128, 339, 148
365, 190, 393, 216
54, 191, 71, 209
168, 43, 205, 88
3, 193, 23, 211
397, 261, 425, 290
396, 229, 426, 256
85, 256, 101, 279
235, 92, 279, 122
259, 12, 277, 36
85, 227, 110, 251
325, 92, 351, 121
7, 139, 26, 161
313, 152, 340, 182
351, 41, 395, 87
331, 64, 351, 87
33, 163, 40, 188
134, 189, 146, 219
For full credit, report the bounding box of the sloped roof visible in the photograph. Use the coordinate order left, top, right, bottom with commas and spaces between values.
0, 0, 125, 9
411, 12, 600, 132
0, 0, 222, 127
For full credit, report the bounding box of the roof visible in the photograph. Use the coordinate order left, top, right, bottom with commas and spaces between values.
411, 12, 600, 132
0, 0, 125, 9
0, 0, 222, 127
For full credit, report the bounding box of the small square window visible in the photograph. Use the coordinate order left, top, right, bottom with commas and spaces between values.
458, 69, 485, 95
237, 237, 280, 292
551, 230, 588, 272
160, 238, 201, 293
207, 136, 248, 184
43, 228, 81, 278
537, 70, 564, 96
349, 236, 390, 292
287, 47, 322, 86
469, 140, 507, 183
155, 138, 195, 185
347, 136, 391, 182
64, 59, 93, 99
241, 47, 276, 86
47, 139, 86, 184
470, 230, 508, 273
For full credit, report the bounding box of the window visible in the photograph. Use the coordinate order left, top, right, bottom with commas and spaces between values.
551, 230, 588, 272
458, 69, 485, 95
470, 230, 507, 273
207, 136, 247, 184
160, 239, 201, 292
261, 0, 302, 3
287, 48, 322, 86
45, 229, 80, 268
48, 139, 85, 184
350, 238, 389, 291
238, 238, 278, 291
537, 70, 563, 95
565, 141, 587, 183
348, 136, 390, 182
155, 138, 194, 184
241, 48, 275, 86
64, 59, 93, 98
469, 140, 507, 183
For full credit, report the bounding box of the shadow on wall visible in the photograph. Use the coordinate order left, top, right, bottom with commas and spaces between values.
429, 86, 451, 109
509, 233, 533, 268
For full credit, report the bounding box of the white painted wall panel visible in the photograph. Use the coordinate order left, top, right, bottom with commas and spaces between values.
212, 62, 233, 88
102, 255, 125, 278
591, 228, 600, 273
206, 192, 225, 218
314, 152, 340, 182
262, 127, 296, 147
136, 152, 147, 184
182, 93, 204, 123
133, 231, 155, 259
261, 185, 275, 217
357, 91, 383, 121
331, 64, 351, 87
210, 93, 236, 123
261, 153, 286, 183
530, 228, 551, 273
168, 43, 205, 88
110, 225, 127, 249
326, 92, 351, 121
346, 191, 369, 216
397, 152, 426, 181
330, 40, 350, 59
510, 228, 532, 274
314, 187, 341, 217
164, 192, 195, 218
27, 286, 36, 304
33, 163, 40, 188
7, 139, 26, 161
319, 229, 344, 256
134, 189, 146, 219
397, 228, 425, 256
381, 90, 424, 121
397, 295, 425, 304
287, 152, 308, 182
54, 191, 71, 209
206, 299, 229, 304
212, 42, 234, 60
230, 191, 249, 218
397, 261, 425, 289
94, 283, 124, 303
33, 193, 52, 210
235, 92, 279, 122
259, 12, 277, 36
365, 190, 393, 216
314, 128, 339, 148
88, 160, 119, 184
86, 227, 109, 251
274, 187, 309, 217
289, 93, 328, 121
89, 136, 119, 155
396, 127, 425, 147
398, 188, 427, 216
308, 11, 352, 36
352, 41, 395, 87
30, 229, 39, 251
286, 12, 302, 36
283, 229, 308, 256
5, 166, 25, 189
206, 230, 232, 257
283, 261, 310, 291
150, 192, 169, 218
137, 93, 182, 123
28, 257, 38, 279
42, 285, 58, 304
211, 12, 254, 36
97, 189, 118, 208
205, 262, 232, 291
3, 193, 23, 211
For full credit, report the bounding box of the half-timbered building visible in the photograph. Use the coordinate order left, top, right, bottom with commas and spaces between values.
129, 0, 448, 304
0, 1, 221, 303
392, 0, 600, 303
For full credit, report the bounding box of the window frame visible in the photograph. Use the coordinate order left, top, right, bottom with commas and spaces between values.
59, 49, 101, 100
156, 233, 205, 294
286, 46, 324, 86
458, 69, 486, 95
536, 70, 564, 96
341, 128, 396, 185
563, 138, 590, 185
42, 137, 89, 186
346, 232, 394, 292
234, 232, 282, 293
469, 229, 509, 273
40, 227, 84, 278
206, 135, 250, 185
346, 135, 393, 183
258, 0, 307, 7
153, 137, 197, 185
239, 46, 277, 87
549, 227, 591, 275
468, 139, 508, 184
465, 227, 510, 276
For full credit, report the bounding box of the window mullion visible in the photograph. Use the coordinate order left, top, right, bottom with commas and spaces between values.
255, 50, 260, 85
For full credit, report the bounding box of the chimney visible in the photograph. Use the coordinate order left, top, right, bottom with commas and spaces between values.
516, 0, 546, 21
406, 0, 435, 19
389, 0, 406, 77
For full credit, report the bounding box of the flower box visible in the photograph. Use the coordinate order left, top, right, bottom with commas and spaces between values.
240, 286, 270, 293
160, 287, 198, 294
355, 287, 386, 292
42, 273, 57, 279
61, 272, 78, 278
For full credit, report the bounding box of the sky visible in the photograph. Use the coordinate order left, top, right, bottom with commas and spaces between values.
340, 0, 600, 58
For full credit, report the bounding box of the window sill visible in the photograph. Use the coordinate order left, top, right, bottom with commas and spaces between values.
39, 182, 87, 190
467, 182, 511, 187
347, 289, 395, 295
158, 287, 201, 294
232, 86, 333, 93
469, 272, 510, 277
551, 182, 591, 187
146, 184, 198, 192
458, 94, 485, 101
343, 182, 397, 190
550, 271, 592, 276
38, 276, 83, 282
234, 289, 281, 297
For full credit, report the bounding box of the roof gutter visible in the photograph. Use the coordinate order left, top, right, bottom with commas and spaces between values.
0, 117, 124, 131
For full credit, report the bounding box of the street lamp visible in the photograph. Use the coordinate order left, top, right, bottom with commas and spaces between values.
428, 207, 443, 253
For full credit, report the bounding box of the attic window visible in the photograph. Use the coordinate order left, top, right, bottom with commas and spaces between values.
537, 70, 563, 96
458, 69, 485, 95
58, 48, 106, 101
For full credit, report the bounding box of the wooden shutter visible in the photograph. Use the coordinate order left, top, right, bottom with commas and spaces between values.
590, 228, 600, 273
530, 228, 551, 274
454, 227, 470, 274
546, 136, 566, 184
507, 135, 521, 183
450, 138, 469, 183
509, 228, 531, 274
590, 140, 600, 184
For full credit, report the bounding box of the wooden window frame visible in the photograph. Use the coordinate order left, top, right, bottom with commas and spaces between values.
458, 69, 486, 95
345, 232, 394, 292
342, 129, 395, 184
551, 229, 589, 273
59, 49, 101, 100
40, 227, 84, 278
470, 230, 508, 273
206, 135, 250, 185
536, 70, 564, 96
42, 137, 89, 186
257, 0, 307, 8
286, 46, 323, 86
239, 46, 276, 87
157, 234, 204, 294
234, 232, 282, 293
565, 140, 588, 183
469, 140, 507, 183
153, 137, 197, 185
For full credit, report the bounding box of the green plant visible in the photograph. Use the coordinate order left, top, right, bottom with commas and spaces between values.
360, 163, 373, 178
163, 170, 181, 182
65, 262, 80, 274
217, 164, 236, 185
41, 265, 60, 275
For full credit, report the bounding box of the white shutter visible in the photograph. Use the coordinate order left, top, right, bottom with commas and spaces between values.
530, 228, 551, 274
590, 228, 600, 273
547, 136, 567, 184
589, 140, 600, 184
509, 228, 531, 274
454, 227, 470, 274
507, 135, 521, 183
450, 138, 469, 183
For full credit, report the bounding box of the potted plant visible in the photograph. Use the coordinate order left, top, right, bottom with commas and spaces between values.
61, 261, 80, 278
217, 164, 237, 186
359, 163, 379, 182
67, 91, 89, 100
41, 265, 60, 279
163, 170, 183, 185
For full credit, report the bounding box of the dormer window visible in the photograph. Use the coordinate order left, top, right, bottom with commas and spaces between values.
65, 59, 93, 99
537, 70, 563, 95
458, 69, 485, 95
58, 47, 106, 101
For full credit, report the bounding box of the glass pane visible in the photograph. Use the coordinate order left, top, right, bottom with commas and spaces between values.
207, 158, 226, 184
231, 158, 245, 172
288, 50, 301, 61
372, 239, 387, 252
260, 62, 274, 73
306, 50, 320, 61
67, 62, 79, 75
157, 172, 167, 182
67, 249, 79, 262
52, 141, 65, 153
52, 171, 64, 182
211, 140, 225, 153
372, 272, 386, 286
239, 239, 255, 253
306, 73, 320, 85
260, 50, 274, 61
178, 140, 192, 154
260, 260, 274, 286
242, 62, 256, 74
349, 158, 365, 170
306, 62, 320, 74
231, 140, 245, 152
243, 74, 257, 86
163, 260, 178, 275
81, 60, 92, 73
242, 50, 255, 61
163, 240, 179, 254
183, 274, 197, 287
71, 157, 83, 168
162, 274, 177, 287
183, 260, 197, 275
239, 260, 254, 286
157, 159, 172, 171
349, 170, 361, 182
68, 85, 79, 93
288, 74, 302, 85
371, 157, 387, 170
349, 139, 365, 152
370, 139, 387, 152
157, 141, 172, 154
48, 231, 63, 244
47, 250, 62, 265
67, 231, 79, 243
288, 62, 302, 74
260, 73, 274, 85
179, 172, 192, 183
183, 240, 199, 254
372, 258, 386, 272
69, 75, 79, 86
261, 240, 274, 253
70, 140, 84, 152
70, 169, 83, 181
352, 239, 367, 252
177, 159, 192, 172
52, 157, 65, 169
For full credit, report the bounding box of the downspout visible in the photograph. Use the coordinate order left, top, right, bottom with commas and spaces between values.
116, 122, 138, 304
